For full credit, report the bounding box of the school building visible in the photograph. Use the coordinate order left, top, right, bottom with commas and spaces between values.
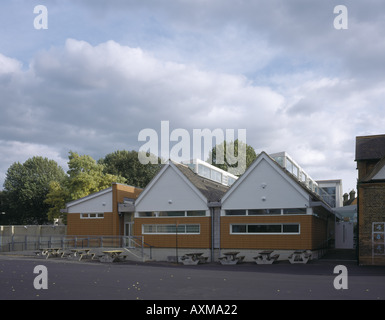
64, 151, 340, 262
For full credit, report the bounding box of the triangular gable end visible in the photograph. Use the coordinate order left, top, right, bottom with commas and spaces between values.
134, 161, 209, 212
66, 187, 113, 213
221, 152, 310, 210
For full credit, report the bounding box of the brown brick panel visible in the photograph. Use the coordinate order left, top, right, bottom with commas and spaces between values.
220, 215, 317, 250
134, 217, 211, 248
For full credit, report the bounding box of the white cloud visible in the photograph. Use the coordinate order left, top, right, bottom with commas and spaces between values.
1, 1, 385, 195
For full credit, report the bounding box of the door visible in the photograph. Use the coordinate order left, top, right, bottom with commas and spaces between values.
335, 221, 354, 249
124, 222, 134, 248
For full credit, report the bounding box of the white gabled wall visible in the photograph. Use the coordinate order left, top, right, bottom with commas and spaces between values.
67, 190, 113, 213
135, 165, 208, 212
221, 154, 310, 210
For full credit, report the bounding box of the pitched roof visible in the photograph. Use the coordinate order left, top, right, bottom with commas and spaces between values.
173, 162, 229, 203
356, 134, 385, 161
221, 151, 332, 209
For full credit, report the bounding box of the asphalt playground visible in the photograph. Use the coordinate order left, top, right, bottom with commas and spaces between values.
0, 250, 384, 302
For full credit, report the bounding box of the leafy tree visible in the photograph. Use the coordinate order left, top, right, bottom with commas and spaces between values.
66, 151, 126, 199
3, 157, 66, 224
207, 139, 257, 176
45, 151, 126, 223
99, 150, 162, 188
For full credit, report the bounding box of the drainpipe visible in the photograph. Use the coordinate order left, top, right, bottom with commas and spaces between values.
209, 201, 221, 263
211, 207, 214, 262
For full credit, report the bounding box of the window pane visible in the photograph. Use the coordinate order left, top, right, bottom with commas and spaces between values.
211, 170, 222, 183
143, 225, 155, 233
198, 164, 210, 178
232, 225, 247, 233
186, 225, 200, 233
226, 210, 246, 216
283, 208, 306, 214
248, 209, 281, 215
159, 211, 185, 217
283, 224, 299, 233
186, 210, 206, 216
248, 224, 282, 233
138, 212, 156, 217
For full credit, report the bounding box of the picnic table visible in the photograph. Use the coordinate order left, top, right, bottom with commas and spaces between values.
288, 250, 311, 264
98, 250, 127, 263
180, 252, 208, 265
68, 248, 94, 261
35, 248, 62, 259
219, 251, 244, 265
253, 250, 280, 264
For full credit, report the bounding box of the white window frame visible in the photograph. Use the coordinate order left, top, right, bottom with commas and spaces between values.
230, 223, 300, 235
80, 213, 104, 219
142, 224, 201, 234
136, 210, 207, 218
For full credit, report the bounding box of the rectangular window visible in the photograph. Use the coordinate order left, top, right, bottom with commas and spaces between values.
138, 211, 206, 217
283, 208, 307, 215
198, 164, 210, 179
225, 210, 246, 216
158, 211, 185, 217
142, 224, 200, 234
248, 209, 281, 215
248, 224, 281, 233
231, 223, 300, 234
186, 210, 206, 217
137, 212, 156, 217
283, 224, 300, 233
211, 170, 222, 183
80, 213, 104, 219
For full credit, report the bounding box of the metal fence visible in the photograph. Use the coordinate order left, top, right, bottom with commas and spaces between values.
0, 235, 145, 252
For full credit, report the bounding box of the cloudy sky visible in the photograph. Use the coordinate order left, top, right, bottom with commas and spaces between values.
1, 0, 384, 194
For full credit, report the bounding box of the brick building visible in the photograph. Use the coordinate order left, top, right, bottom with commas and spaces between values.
64, 152, 338, 262
356, 134, 385, 265
63, 183, 142, 236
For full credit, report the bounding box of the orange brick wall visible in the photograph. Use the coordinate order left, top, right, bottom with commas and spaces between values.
134, 217, 211, 248
220, 215, 324, 250
66, 183, 142, 236
67, 212, 115, 236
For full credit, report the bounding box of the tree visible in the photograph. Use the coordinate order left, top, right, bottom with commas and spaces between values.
207, 139, 257, 176
3, 157, 66, 224
45, 151, 126, 223
99, 150, 162, 188
66, 151, 126, 199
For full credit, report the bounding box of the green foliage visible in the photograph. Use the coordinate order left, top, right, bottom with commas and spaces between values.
207, 139, 257, 176
98, 150, 162, 188
45, 151, 126, 222
3, 157, 66, 224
